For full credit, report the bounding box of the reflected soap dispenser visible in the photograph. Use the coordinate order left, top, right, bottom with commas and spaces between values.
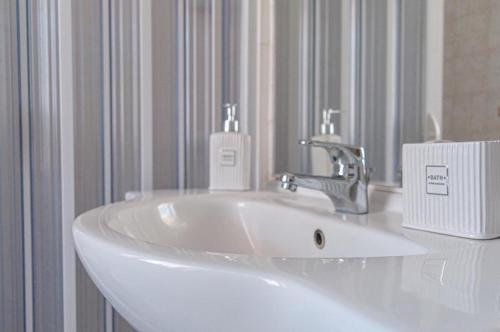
209, 104, 251, 191
311, 109, 341, 176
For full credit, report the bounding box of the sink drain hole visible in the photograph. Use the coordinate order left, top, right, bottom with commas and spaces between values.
314, 229, 325, 249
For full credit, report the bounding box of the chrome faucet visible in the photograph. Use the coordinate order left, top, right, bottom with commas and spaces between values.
279, 140, 369, 214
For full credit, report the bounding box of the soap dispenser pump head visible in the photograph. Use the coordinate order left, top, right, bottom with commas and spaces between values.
223, 103, 239, 132
320, 109, 340, 135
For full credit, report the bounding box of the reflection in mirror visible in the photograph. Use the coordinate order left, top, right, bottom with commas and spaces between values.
274, 0, 343, 177
274, 0, 427, 187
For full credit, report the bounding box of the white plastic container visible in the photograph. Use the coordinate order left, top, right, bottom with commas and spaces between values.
402, 141, 500, 239
209, 104, 251, 191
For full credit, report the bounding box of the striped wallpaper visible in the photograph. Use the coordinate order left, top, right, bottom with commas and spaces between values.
1, 0, 273, 331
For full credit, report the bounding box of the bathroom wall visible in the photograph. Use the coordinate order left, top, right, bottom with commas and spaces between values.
443, 0, 500, 140
0, 0, 273, 331
0, 0, 24, 330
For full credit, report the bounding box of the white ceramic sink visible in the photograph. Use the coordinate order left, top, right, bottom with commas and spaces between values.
73, 189, 500, 332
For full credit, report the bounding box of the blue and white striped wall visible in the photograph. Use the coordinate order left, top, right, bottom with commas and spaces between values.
0, 0, 274, 331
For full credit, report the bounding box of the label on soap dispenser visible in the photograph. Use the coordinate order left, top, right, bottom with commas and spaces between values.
426, 165, 448, 196
219, 148, 236, 167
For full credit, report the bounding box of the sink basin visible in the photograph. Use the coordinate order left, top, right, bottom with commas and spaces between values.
73, 189, 500, 332
105, 192, 427, 258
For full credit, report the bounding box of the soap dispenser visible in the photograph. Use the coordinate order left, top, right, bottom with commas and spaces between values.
311, 109, 341, 176
209, 104, 251, 191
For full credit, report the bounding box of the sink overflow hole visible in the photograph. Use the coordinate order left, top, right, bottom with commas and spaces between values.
314, 229, 325, 249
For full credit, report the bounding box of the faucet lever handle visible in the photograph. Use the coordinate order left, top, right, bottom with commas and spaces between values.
298, 139, 366, 161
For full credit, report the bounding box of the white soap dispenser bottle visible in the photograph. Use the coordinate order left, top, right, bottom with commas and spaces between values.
311, 109, 341, 176
209, 104, 251, 191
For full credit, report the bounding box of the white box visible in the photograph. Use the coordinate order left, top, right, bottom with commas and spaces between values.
402, 141, 500, 239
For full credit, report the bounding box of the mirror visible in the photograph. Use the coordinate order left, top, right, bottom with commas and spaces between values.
275, 0, 344, 179
274, 0, 500, 187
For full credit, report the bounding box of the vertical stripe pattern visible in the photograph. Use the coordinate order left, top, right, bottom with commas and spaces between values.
26, 0, 64, 330
2, 1, 270, 331
0, 0, 25, 330
72, 0, 107, 331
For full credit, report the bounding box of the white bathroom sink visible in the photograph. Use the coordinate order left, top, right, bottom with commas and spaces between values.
73, 189, 500, 332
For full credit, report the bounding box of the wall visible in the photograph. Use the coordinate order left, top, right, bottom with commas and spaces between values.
0, 0, 274, 331
0, 0, 24, 330
443, 0, 500, 140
